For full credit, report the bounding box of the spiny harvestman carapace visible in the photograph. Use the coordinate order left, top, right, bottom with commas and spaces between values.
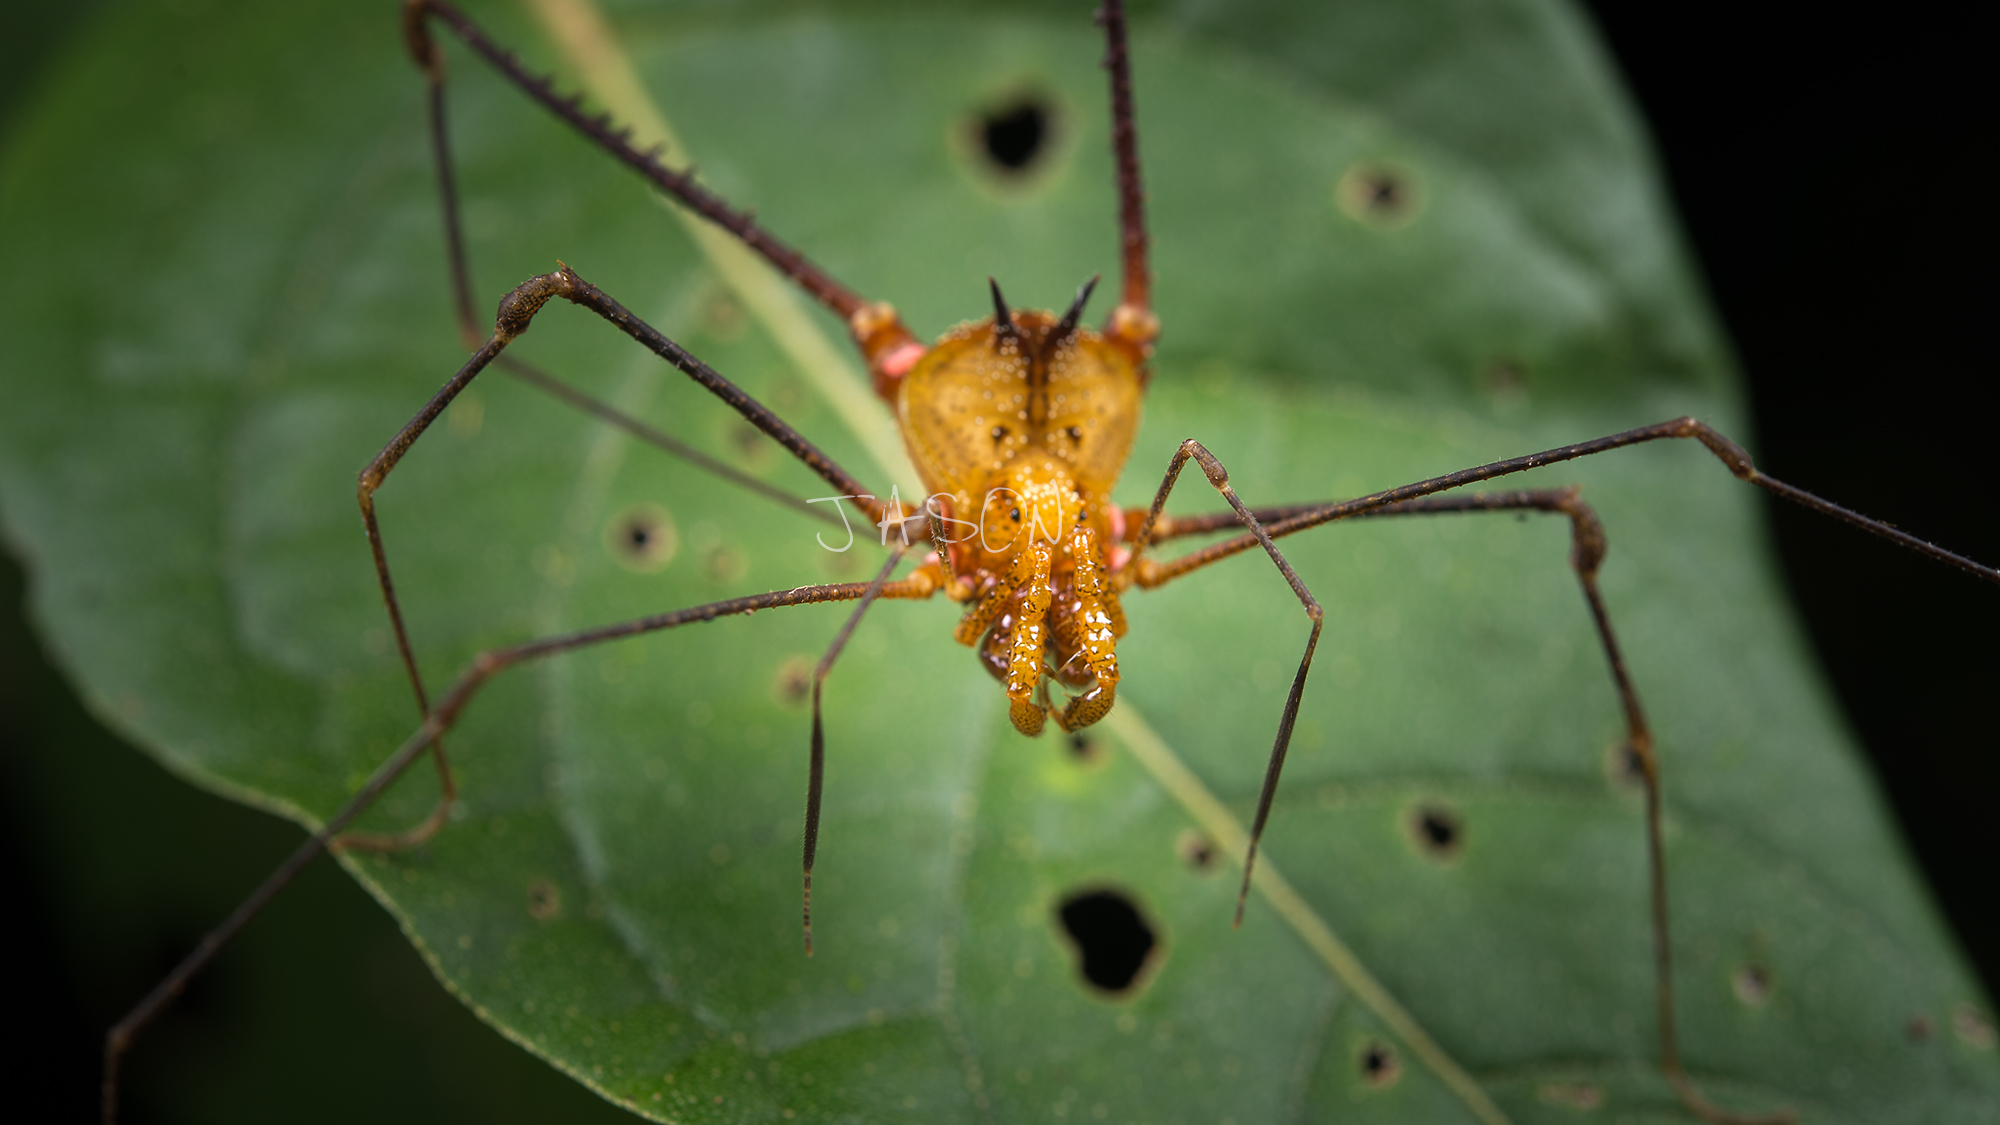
91, 1, 2000, 1122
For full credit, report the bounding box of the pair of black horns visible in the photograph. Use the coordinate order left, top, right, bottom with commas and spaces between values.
989, 274, 1100, 343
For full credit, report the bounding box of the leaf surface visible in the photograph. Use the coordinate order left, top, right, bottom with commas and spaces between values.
1, 0, 1994, 1122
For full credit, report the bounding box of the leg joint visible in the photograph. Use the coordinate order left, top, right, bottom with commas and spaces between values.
1555, 490, 1609, 577
495, 267, 579, 340
1686, 418, 1758, 480
400, 0, 443, 79
1179, 439, 1228, 487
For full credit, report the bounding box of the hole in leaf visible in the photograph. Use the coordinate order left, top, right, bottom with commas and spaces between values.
980, 97, 1051, 174
772, 656, 813, 708
527, 878, 561, 921
1175, 828, 1218, 873
1357, 1039, 1401, 1088
606, 503, 678, 573
1336, 160, 1424, 231
1731, 964, 1772, 1006
1405, 802, 1464, 861
1056, 888, 1157, 995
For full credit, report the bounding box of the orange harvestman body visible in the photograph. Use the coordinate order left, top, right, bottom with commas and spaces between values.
99, 1, 2000, 1122
886, 294, 1147, 736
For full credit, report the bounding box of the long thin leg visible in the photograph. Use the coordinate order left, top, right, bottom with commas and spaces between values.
405, 6, 839, 528
1096, 0, 1160, 357
1122, 502, 1347, 545
350, 266, 896, 848
1127, 418, 2000, 589
102, 576, 934, 1125
1129, 439, 1326, 929
496, 355, 843, 529
401, 0, 922, 374
1139, 483, 1844, 1123
1402, 490, 1794, 1124
1427, 491, 1796, 1124
354, 19, 844, 848
803, 543, 932, 954
1123, 429, 2000, 1116
1374, 490, 1791, 1125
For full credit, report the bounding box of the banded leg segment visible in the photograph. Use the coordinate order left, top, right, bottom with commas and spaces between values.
1136, 485, 1802, 1125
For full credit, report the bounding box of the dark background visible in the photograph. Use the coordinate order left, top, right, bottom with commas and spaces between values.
1581, 0, 1999, 994
3, 1, 1993, 1120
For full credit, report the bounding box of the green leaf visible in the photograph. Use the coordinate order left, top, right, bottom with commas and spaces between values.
2, 0, 1994, 1122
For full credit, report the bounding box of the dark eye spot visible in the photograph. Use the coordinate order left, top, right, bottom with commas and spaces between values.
992, 425, 1008, 441
980, 97, 1051, 174
1009, 507, 1021, 521
1056, 888, 1159, 995
1066, 426, 1082, 441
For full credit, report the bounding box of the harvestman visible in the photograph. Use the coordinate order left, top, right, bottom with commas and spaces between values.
102, 1, 2000, 1122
